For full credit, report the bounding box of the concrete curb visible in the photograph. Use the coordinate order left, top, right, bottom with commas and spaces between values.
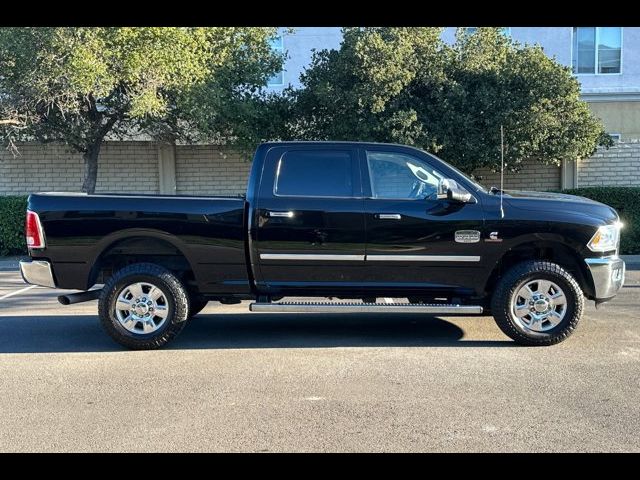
0, 256, 25, 272
622, 254, 640, 265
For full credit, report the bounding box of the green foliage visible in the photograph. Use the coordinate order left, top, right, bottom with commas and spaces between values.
288, 27, 444, 147
286, 27, 612, 174
563, 187, 640, 254
0, 196, 27, 256
0, 27, 283, 192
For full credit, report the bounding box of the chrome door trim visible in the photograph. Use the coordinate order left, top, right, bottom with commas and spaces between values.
260, 254, 480, 262
260, 254, 366, 261
366, 255, 481, 262
377, 214, 402, 220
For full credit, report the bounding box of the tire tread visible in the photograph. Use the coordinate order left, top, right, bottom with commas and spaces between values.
98, 262, 189, 350
491, 260, 584, 346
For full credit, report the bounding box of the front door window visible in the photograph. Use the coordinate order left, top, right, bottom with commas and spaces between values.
366, 151, 444, 200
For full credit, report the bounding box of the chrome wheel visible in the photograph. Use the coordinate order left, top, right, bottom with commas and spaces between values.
115, 282, 169, 335
511, 279, 567, 332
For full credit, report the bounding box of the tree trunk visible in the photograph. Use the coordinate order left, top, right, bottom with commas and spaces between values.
81, 142, 102, 194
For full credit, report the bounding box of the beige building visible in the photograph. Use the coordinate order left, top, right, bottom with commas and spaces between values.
588, 100, 640, 142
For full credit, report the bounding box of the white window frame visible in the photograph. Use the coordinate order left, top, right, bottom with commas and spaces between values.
267, 35, 285, 87
571, 27, 623, 76
608, 133, 622, 142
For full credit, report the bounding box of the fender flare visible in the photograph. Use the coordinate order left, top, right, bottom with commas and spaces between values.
87, 228, 199, 287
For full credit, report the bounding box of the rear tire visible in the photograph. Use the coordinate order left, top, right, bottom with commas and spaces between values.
491, 261, 584, 346
98, 263, 190, 350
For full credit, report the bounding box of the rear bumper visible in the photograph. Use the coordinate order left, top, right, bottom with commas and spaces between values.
19, 260, 56, 288
585, 256, 625, 301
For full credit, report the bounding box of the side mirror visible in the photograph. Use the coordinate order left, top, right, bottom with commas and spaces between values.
437, 178, 474, 203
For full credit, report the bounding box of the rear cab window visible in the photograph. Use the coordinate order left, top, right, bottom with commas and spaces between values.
274, 149, 357, 197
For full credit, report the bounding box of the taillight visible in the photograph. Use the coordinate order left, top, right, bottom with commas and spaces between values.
25, 210, 45, 249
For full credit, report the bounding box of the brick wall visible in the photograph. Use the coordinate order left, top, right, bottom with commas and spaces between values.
3, 141, 639, 197
0, 142, 159, 195
175, 145, 250, 196
473, 158, 561, 191
0, 143, 83, 195
96, 142, 159, 193
578, 141, 640, 187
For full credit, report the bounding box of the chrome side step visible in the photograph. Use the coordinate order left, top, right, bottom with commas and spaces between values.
249, 302, 483, 315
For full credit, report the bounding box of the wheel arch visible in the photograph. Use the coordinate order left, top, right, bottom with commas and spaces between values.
88, 229, 199, 290
484, 239, 595, 299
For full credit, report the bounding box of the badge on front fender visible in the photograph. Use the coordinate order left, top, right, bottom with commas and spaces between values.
455, 230, 481, 243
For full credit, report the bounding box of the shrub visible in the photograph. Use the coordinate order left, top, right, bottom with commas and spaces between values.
0, 196, 27, 256
563, 187, 640, 255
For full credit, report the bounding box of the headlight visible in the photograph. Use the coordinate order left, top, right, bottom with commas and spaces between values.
587, 222, 623, 253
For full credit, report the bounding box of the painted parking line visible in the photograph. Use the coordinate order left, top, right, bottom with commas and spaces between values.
0, 285, 38, 301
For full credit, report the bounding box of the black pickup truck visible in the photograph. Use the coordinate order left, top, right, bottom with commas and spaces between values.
20, 141, 625, 349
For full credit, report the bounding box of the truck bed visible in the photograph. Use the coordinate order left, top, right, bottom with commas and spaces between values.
28, 192, 250, 293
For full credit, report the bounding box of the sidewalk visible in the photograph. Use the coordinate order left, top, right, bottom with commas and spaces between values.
2, 254, 640, 272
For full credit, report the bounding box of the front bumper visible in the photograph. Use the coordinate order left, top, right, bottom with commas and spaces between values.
585, 256, 625, 301
19, 260, 56, 288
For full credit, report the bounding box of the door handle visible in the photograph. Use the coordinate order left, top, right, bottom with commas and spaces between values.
377, 214, 402, 220
268, 211, 294, 218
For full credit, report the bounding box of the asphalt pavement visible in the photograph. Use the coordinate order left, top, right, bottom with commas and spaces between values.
0, 268, 639, 452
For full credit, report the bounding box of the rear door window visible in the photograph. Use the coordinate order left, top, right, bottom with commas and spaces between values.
275, 150, 355, 197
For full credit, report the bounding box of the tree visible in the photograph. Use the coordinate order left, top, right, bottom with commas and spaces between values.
0, 27, 282, 193
287, 27, 612, 174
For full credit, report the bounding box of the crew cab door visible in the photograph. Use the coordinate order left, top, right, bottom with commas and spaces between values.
253, 145, 366, 293
361, 146, 485, 295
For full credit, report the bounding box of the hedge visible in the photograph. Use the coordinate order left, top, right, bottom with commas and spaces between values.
562, 187, 640, 255
0, 196, 27, 256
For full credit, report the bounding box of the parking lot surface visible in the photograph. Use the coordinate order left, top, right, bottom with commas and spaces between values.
0, 268, 639, 452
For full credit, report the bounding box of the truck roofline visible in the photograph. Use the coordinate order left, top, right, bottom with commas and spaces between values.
259, 140, 429, 150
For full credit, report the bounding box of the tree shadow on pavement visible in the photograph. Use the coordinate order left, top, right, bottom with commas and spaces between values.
0, 312, 513, 353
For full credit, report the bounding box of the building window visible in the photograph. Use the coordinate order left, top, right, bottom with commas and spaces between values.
609, 133, 622, 143
267, 36, 284, 87
572, 27, 622, 74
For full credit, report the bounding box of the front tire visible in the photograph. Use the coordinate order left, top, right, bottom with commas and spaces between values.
491, 261, 584, 346
98, 263, 190, 350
